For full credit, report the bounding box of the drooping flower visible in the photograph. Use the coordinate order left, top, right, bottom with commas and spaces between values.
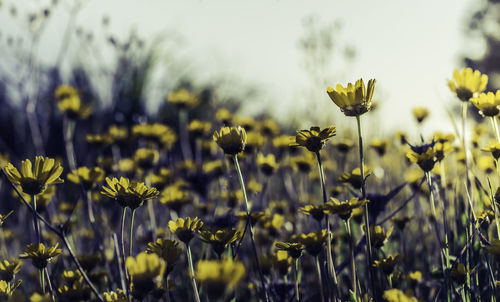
213, 126, 247, 155
291, 126, 336, 153
4, 157, 64, 195
327, 79, 376, 116
448, 68, 488, 102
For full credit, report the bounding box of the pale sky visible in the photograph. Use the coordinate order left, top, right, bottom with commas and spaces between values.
2, 0, 476, 136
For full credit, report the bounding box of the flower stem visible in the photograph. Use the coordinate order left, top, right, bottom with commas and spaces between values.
315, 151, 339, 301
294, 258, 300, 302
129, 209, 136, 257
39, 269, 45, 293
461, 102, 472, 302
63, 117, 77, 171
179, 109, 193, 161
32, 195, 41, 244
356, 115, 375, 298
315, 256, 326, 302
345, 219, 357, 297
186, 244, 201, 302
120, 208, 128, 279
233, 155, 270, 302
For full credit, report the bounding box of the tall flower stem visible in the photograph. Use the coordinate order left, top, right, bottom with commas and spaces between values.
355, 115, 375, 297
32, 195, 41, 244
315, 151, 339, 301
490, 117, 500, 142
129, 209, 136, 256
461, 102, 472, 302
39, 269, 45, 293
179, 109, 193, 161
120, 208, 128, 275
63, 117, 77, 171
186, 243, 201, 302
233, 155, 270, 302
315, 256, 326, 302
294, 258, 300, 302
345, 219, 357, 297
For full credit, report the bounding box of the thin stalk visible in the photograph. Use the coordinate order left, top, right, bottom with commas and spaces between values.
346, 219, 357, 297
179, 109, 193, 160
356, 115, 376, 298
120, 207, 128, 286
145, 175, 157, 239
233, 155, 270, 302
315, 151, 339, 301
86, 190, 95, 224
32, 195, 41, 244
44, 268, 55, 301
315, 256, 326, 302
186, 244, 201, 302
494, 116, 500, 142
39, 269, 45, 293
461, 102, 472, 302
63, 117, 77, 171
129, 209, 136, 256
112, 233, 129, 297
294, 258, 300, 302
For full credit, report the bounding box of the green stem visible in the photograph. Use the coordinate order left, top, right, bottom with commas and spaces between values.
315, 151, 339, 301
233, 155, 270, 302
462, 102, 472, 302
494, 116, 500, 142
186, 244, 201, 302
315, 256, 326, 302
39, 269, 45, 293
129, 209, 136, 257
294, 258, 300, 302
346, 219, 357, 297
179, 109, 193, 160
32, 195, 41, 244
356, 115, 375, 298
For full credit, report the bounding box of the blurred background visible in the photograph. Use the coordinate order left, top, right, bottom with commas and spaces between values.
0, 0, 497, 154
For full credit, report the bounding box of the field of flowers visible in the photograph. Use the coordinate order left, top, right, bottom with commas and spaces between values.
1, 67, 500, 302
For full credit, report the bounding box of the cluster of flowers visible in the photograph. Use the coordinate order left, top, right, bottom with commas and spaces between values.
0, 69, 500, 302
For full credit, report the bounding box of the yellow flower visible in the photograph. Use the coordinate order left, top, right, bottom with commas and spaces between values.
103, 289, 127, 302
4, 156, 63, 195
367, 225, 393, 248
478, 155, 496, 174
67, 166, 105, 190
188, 120, 212, 137
215, 108, 232, 124
298, 204, 325, 222
272, 250, 293, 276
55, 84, 78, 100
132, 123, 177, 150
448, 68, 488, 102
199, 228, 241, 256
0, 259, 22, 282
19, 243, 62, 269
275, 242, 304, 259
167, 88, 199, 109
195, 259, 245, 299
58, 280, 91, 301
297, 230, 328, 256
382, 289, 418, 302
126, 252, 166, 297
57, 95, 92, 119
450, 263, 467, 284
412, 106, 429, 123
333, 138, 354, 153
100, 177, 159, 209
290, 153, 316, 173
406, 146, 437, 172
470, 91, 500, 117
159, 185, 191, 212
324, 197, 369, 221
327, 79, 376, 116
482, 142, 500, 160
133, 148, 159, 171
339, 167, 368, 189
373, 254, 400, 275
0, 279, 21, 300
106, 125, 129, 145
30, 292, 53, 302
147, 238, 182, 274
369, 138, 390, 156
168, 217, 204, 244
257, 153, 279, 175
213, 126, 247, 155
291, 126, 336, 153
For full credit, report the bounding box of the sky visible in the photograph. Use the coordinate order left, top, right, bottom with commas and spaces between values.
2, 0, 476, 135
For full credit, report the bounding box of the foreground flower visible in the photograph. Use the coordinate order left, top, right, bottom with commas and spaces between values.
101, 177, 159, 209
19, 243, 62, 269
4, 156, 64, 195
147, 238, 182, 274
199, 228, 241, 256
406, 146, 438, 172
324, 197, 369, 221
67, 166, 105, 190
195, 259, 246, 299
213, 126, 247, 155
326, 79, 376, 116
470, 91, 500, 117
126, 252, 166, 298
291, 126, 336, 153
168, 217, 204, 244
447, 68, 488, 102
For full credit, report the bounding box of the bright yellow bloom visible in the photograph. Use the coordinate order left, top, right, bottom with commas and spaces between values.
448, 68, 488, 102
55, 84, 78, 101
101, 177, 159, 209
0, 279, 21, 300
19, 243, 62, 269
406, 147, 437, 172
126, 252, 166, 297
30, 292, 53, 302
327, 79, 376, 116
297, 230, 328, 256
195, 259, 246, 299
257, 153, 279, 175
291, 126, 336, 153
275, 242, 304, 259
159, 184, 191, 212
132, 123, 177, 150
324, 197, 369, 221
199, 228, 241, 256
188, 120, 212, 137
470, 91, 500, 117
167, 88, 199, 109
103, 289, 127, 302
4, 156, 64, 195
298, 204, 325, 222
67, 166, 105, 190
147, 238, 182, 274
57, 95, 92, 119
0, 259, 22, 282
412, 106, 429, 123
133, 148, 159, 171
213, 126, 247, 155
382, 288, 418, 302
168, 217, 204, 244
